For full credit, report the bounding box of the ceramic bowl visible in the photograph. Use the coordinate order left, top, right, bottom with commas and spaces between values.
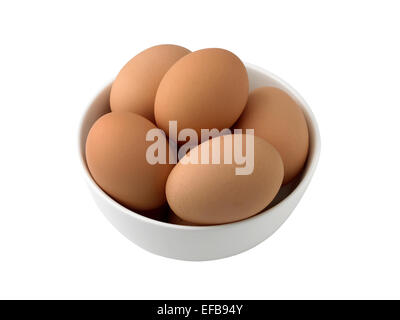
78, 63, 321, 261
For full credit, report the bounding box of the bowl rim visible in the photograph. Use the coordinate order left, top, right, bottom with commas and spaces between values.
78, 62, 321, 231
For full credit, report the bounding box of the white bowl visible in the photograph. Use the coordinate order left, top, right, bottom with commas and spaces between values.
78, 63, 321, 261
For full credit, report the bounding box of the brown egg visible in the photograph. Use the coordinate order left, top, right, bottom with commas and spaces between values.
155, 48, 248, 140
110, 44, 191, 122
85, 112, 174, 211
166, 134, 284, 225
234, 87, 309, 184
167, 210, 202, 226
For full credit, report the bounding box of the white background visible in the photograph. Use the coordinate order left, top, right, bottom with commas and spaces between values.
1, 0, 399, 299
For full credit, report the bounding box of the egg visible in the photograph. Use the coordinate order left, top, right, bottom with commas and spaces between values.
166, 134, 284, 225
85, 112, 174, 211
155, 48, 248, 140
167, 210, 202, 226
110, 44, 191, 122
234, 87, 309, 184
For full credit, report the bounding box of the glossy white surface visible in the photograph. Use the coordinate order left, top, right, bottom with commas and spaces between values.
78, 64, 321, 261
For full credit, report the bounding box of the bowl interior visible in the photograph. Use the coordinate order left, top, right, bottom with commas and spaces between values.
78, 64, 320, 226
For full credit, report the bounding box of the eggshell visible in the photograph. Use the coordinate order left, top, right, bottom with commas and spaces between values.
234, 87, 309, 184
167, 210, 202, 226
85, 112, 174, 211
166, 134, 284, 225
110, 44, 190, 122
155, 48, 248, 139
